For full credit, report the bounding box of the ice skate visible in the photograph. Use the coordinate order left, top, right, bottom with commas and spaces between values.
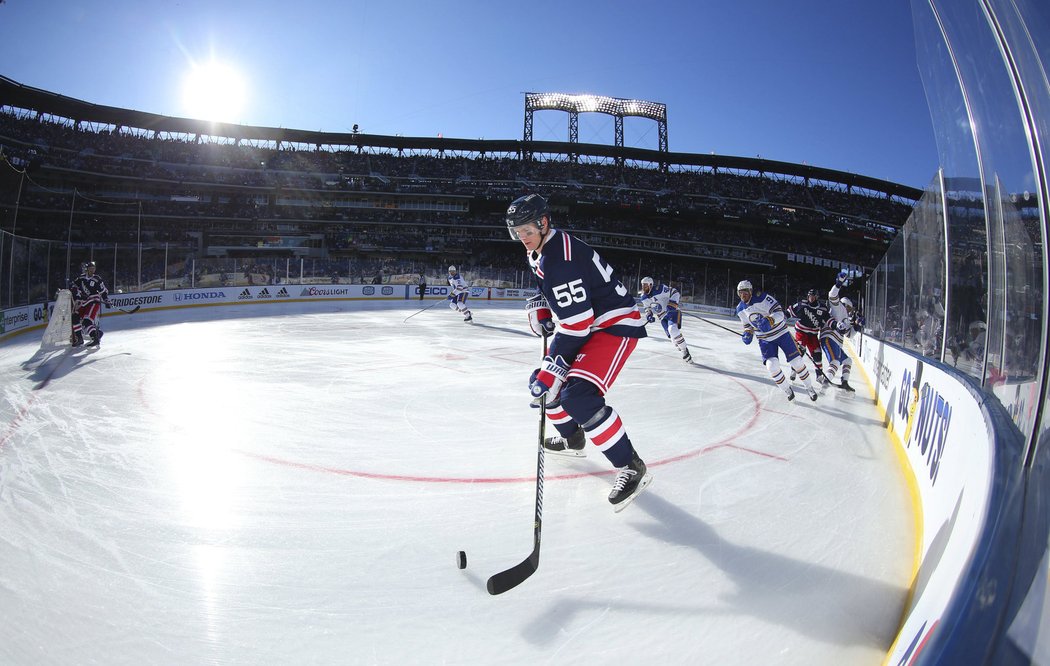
681, 349, 692, 363
790, 369, 797, 381
463, 312, 473, 323
544, 428, 586, 458
609, 453, 652, 512
71, 332, 84, 348
808, 386, 819, 401
817, 374, 830, 386
786, 387, 796, 401
838, 379, 856, 393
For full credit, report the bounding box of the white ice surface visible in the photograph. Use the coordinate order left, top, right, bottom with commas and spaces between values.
0, 301, 915, 665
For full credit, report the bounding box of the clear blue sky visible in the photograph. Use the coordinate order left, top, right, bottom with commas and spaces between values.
0, 0, 939, 188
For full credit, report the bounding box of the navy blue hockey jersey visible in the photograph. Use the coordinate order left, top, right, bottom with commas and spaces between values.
528, 229, 646, 360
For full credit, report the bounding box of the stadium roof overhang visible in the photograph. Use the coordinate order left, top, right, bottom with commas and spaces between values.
0, 75, 922, 201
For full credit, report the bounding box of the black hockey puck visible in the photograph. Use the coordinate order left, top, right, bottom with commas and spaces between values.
456, 550, 467, 569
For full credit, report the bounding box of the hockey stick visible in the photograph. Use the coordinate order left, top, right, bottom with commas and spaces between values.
487, 333, 547, 595
403, 300, 443, 323
115, 305, 140, 315
682, 311, 742, 336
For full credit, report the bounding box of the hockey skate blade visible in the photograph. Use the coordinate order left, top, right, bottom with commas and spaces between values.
612, 473, 653, 513
545, 448, 587, 459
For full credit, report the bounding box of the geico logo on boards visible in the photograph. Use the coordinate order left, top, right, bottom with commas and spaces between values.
381, 286, 393, 295
430, 286, 449, 295
276, 288, 290, 298
112, 295, 162, 307
257, 288, 272, 299
33, 305, 46, 322
238, 289, 253, 300
175, 291, 226, 302
897, 369, 913, 420
301, 287, 351, 297
912, 383, 952, 485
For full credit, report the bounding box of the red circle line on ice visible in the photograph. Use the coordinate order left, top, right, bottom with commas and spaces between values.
232, 377, 785, 483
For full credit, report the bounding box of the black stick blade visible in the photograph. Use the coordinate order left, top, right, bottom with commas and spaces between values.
486, 550, 539, 595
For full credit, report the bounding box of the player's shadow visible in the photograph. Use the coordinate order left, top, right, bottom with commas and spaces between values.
522, 492, 906, 652
24, 348, 128, 390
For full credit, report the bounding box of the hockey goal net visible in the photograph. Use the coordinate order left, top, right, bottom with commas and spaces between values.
40, 289, 74, 351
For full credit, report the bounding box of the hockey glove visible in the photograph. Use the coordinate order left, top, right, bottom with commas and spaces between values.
835, 270, 852, 288
525, 294, 555, 337
644, 309, 656, 324
529, 355, 570, 408
741, 329, 754, 345
754, 315, 774, 332
836, 319, 852, 334
104, 300, 112, 309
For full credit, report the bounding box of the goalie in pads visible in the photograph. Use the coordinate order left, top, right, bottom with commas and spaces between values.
510, 193, 652, 510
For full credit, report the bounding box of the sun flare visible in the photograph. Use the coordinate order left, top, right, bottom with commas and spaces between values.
181, 61, 247, 123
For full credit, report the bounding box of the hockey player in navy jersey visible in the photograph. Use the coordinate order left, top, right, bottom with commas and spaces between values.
821, 271, 857, 392
786, 288, 830, 385
507, 193, 652, 510
639, 277, 693, 363
70, 261, 112, 348
446, 266, 472, 322
736, 279, 819, 402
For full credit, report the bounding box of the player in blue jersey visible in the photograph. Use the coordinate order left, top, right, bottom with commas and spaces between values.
507, 193, 652, 510
639, 276, 693, 363
446, 266, 472, 322
736, 279, 819, 402
786, 288, 830, 385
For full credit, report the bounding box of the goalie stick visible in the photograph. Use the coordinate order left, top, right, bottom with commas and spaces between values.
486, 333, 548, 595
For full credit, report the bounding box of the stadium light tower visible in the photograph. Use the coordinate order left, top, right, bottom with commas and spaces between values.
523, 92, 668, 166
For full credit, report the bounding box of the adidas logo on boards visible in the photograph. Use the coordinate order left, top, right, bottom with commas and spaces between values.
238, 289, 252, 300
257, 288, 272, 299
276, 288, 290, 298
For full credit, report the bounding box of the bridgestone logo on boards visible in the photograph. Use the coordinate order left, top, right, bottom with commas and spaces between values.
111, 295, 162, 307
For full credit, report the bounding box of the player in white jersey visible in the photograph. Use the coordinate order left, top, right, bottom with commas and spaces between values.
735, 280, 819, 402
446, 266, 473, 322
639, 277, 693, 363
822, 270, 857, 391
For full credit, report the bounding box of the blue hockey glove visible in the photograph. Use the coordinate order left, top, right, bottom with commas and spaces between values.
645, 310, 656, 324
836, 319, 852, 334
525, 294, 555, 337
741, 329, 754, 345
755, 315, 773, 332
529, 355, 570, 407
835, 270, 852, 288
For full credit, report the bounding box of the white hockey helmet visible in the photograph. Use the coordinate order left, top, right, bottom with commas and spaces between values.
448, 265, 457, 274
737, 280, 753, 292
641, 276, 654, 293
840, 297, 853, 311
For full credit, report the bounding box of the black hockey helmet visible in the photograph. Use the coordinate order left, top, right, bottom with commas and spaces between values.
505, 194, 550, 240
807, 288, 819, 299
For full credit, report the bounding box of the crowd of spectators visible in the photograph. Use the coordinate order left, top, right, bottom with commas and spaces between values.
1, 109, 916, 309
